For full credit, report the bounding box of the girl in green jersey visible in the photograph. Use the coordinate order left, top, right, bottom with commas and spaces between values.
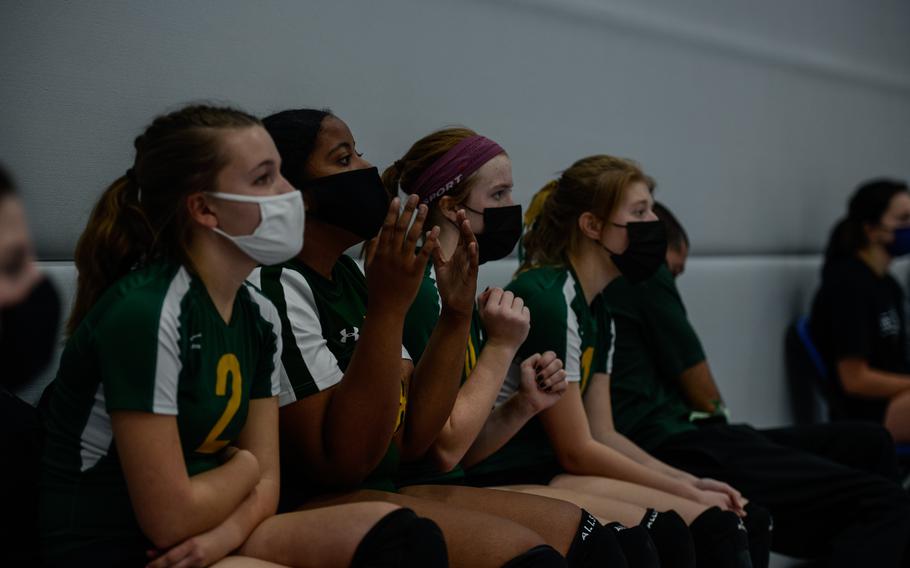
40, 105, 447, 568
470, 155, 758, 568
258, 108, 641, 568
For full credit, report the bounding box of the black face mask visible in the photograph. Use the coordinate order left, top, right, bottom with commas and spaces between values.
462, 204, 523, 264
303, 167, 390, 241
602, 220, 667, 283
1, 277, 61, 390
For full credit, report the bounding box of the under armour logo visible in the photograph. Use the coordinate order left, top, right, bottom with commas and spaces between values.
190, 333, 203, 350
340, 327, 360, 343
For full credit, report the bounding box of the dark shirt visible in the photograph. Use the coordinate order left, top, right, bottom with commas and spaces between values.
808, 256, 909, 422
601, 265, 702, 452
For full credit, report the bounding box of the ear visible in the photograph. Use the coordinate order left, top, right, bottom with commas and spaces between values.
437, 195, 460, 223
186, 192, 218, 229
577, 211, 604, 241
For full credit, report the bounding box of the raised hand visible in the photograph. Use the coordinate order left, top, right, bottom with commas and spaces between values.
365, 195, 439, 314
433, 210, 479, 318
517, 351, 568, 413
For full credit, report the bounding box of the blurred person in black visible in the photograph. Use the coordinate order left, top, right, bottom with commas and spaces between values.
0, 163, 61, 566
809, 178, 910, 443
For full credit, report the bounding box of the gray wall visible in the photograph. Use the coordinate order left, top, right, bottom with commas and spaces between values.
2, 0, 909, 259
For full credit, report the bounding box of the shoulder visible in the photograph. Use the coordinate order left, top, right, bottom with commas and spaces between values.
95, 263, 192, 333
507, 265, 569, 307
823, 257, 873, 288
337, 254, 366, 280
254, 262, 319, 312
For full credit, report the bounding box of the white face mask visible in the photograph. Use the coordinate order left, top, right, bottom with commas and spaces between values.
206, 190, 304, 266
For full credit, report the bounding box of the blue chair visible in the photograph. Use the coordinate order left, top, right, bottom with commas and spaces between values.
787, 316, 910, 461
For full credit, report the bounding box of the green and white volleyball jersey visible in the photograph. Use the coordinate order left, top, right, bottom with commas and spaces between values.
251, 255, 410, 495
466, 264, 613, 477
397, 264, 484, 486
40, 262, 282, 560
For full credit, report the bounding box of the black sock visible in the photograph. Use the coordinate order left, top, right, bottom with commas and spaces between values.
350, 507, 449, 568
501, 544, 567, 568
565, 509, 628, 568
741, 503, 772, 568
688, 507, 752, 568
640, 509, 696, 568
605, 522, 660, 568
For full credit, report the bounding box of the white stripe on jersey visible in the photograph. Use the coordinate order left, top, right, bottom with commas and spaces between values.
562, 275, 582, 383
246, 268, 263, 289
79, 383, 113, 472
606, 319, 616, 375
244, 281, 285, 398
497, 362, 522, 407
153, 267, 192, 414
279, 268, 344, 402
250, 267, 296, 405
429, 265, 442, 315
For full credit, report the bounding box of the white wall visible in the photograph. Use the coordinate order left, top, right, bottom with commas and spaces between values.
3, 1, 910, 431
2, 0, 909, 259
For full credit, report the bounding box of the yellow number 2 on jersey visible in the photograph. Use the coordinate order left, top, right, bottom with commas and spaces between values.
197, 353, 243, 454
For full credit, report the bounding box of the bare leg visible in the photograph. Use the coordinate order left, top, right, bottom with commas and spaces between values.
884, 390, 910, 443
301, 489, 550, 568
490, 484, 649, 526
401, 483, 579, 555
548, 474, 709, 524
239, 501, 400, 568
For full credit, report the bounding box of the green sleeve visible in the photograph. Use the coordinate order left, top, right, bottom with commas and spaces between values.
403, 267, 442, 364
592, 296, 613, 376
246, 284, 284, 399
513, 287, 571, 374
95, 290, 177, 415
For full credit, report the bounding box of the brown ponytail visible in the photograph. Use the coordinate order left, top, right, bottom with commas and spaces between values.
520, 154, 651, 273
68, 104, 260, 334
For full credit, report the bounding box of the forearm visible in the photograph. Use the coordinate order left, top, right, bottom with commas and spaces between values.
144, 452, 259, 548
325, 308, 406, 466
208, 476, 280, 554
403, 308, 472, 459
560, 439, 698, 502
678, 361, 724, 413
596, 430, 697, 482
462, 393, 537, 467
429, 342, 517, 470
843, 367, 910, 399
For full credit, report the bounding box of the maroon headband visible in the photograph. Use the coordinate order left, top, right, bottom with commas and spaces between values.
410, 135, 505, 205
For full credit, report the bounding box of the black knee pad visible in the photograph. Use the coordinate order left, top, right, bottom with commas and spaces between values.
501, 544, 567, 568
350, 507, 449, 568
605, 522, 660, 568
689, 507, 752, 568
565, 509, 628, 568
741, 503, 772, 568
640, 509, 696, 568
